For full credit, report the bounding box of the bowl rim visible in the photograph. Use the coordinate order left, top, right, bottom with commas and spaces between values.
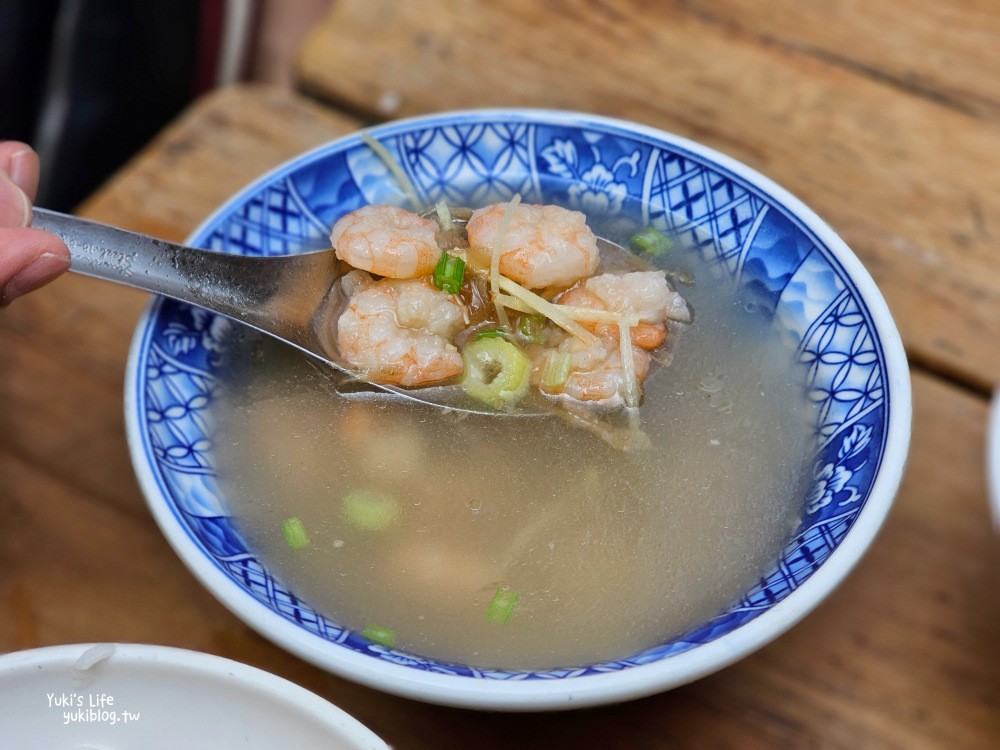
125, 107, 912, 710
0, 642, 388, 747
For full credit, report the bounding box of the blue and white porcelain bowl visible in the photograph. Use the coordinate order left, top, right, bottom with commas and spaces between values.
125, 110, 911, 710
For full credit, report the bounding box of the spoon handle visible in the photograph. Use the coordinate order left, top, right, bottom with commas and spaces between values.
31, 208, 338, 344
33, 208, 258, 306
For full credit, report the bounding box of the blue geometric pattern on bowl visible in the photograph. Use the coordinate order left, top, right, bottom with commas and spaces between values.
132, 113, 889, 679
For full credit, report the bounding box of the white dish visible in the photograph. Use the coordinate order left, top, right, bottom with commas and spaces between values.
0, 643, 387, 750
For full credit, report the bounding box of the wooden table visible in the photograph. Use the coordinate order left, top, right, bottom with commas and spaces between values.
3, 1, 999, 746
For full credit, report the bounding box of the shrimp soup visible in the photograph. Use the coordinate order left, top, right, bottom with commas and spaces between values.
214, 242, 816, 670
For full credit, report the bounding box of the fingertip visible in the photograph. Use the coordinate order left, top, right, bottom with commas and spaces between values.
0, 227, 72, 306
38, 227, 71, 263
10, 149, 40, 202
0, 141, 33, 165
0, 171, 31, 227
0, 141, 40, 201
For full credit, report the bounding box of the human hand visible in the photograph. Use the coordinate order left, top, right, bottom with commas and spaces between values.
0, 142, 71, 306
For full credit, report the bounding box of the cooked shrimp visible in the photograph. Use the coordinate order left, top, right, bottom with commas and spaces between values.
331, 204, 442, 279
553, 271, 685, 350
466, 203, 599, 289
556, 286, 667, 350
537, 335, 651, 404
337, 272, 468, 386
584, 271, 689, 329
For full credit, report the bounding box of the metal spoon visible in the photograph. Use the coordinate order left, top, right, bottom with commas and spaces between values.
31, 208, 500, 414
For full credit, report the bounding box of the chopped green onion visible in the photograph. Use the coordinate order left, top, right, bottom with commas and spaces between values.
433, 251, 466, 294
485, 586, 519, 624
540, 351, 573, 389
630, 226, 673, 257
517, 314, 546, 343
475, 327, 507, 340
342, 489, 399, 531
281, 517, 309, 550
460, 338, 531, 408
361, 624, 395, 648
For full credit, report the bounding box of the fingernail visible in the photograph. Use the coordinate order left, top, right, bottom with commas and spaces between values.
1, 252, 71, 305
9, 149, 32, 191
0, 172, 31, 227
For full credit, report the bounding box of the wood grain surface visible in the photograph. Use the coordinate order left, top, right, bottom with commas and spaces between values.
677, 0, 1000, 119
5, 0, 1000, 742
296, 0, 1000, 393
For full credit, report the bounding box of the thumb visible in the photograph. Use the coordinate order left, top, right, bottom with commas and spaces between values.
0, 227, 71, 305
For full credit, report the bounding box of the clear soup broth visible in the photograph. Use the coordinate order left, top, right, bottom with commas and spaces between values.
215, 233, 816, 670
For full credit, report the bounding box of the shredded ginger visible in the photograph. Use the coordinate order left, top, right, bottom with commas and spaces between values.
361, 131, 421, 209
488, 194, 522, 329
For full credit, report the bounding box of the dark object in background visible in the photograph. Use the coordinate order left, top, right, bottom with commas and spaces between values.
0, 0, 256, 212
0, 0, 62, 143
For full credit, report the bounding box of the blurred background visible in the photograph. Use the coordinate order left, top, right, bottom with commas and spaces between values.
0, 0, 330, 211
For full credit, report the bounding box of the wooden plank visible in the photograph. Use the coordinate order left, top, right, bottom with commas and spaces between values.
0, 450, 230, 651
79, 83, 363, 238
295, 0, 1000, 392
680, 0, 1000, 120
0, 318, 141, 514
0, 274, 145, 385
